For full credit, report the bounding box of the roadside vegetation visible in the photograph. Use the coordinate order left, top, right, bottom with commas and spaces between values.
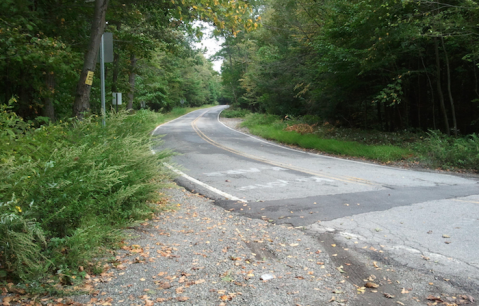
235, 113, 479, 172
217, 0, 479, 173
220, 107, 252, 118
0, 104, 212, 292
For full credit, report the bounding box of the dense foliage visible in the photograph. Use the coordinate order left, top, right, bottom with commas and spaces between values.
220, 0, 479, 136
0, 102, 175, 283
0, 0, 230, 121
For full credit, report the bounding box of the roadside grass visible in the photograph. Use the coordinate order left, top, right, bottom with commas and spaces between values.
245, 122, 410, 162
220, 106, 252, 118
240, 113, 479, 171
0, 104, 212, 291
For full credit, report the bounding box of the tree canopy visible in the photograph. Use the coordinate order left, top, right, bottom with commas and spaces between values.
219, 0, 479, 135
0, 0, 254, 120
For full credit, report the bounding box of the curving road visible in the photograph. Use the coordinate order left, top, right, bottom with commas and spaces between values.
153, 105, 479, 298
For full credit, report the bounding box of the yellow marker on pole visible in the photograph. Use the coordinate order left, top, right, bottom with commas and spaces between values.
85, 71, 94, 85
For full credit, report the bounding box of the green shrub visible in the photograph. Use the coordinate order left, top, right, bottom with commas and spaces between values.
301, 115, 322, 125
0, 195, 46, 280
416, 131, 479, 171
221, 107, 252, 118
0, 109, 171, 282
241, 113, 280, 127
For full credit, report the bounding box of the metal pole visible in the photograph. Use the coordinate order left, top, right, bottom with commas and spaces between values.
100, 33, 106, 126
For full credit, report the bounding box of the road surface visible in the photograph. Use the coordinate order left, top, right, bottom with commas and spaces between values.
153, 105, 479, 303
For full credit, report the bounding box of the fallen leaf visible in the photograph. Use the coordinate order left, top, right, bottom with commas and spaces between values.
364, 282, 379, 288
384, 293, 395, 298
426, 295, 443, 303
158, 282, 172, 289
401, 288, 409, 294
177, 297, 189, 302
220, 295, 232, 301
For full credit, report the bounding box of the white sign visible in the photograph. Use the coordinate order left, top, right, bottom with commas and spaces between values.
112, 92, 122, 105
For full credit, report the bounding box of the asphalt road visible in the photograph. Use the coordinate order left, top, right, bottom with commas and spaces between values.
153, 105, 479, 299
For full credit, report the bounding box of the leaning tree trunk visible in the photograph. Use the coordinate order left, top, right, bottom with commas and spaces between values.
72, 0, 109, 118
43, 72, 55, 121
434, 37, 450, 135
127, 53, 136, 110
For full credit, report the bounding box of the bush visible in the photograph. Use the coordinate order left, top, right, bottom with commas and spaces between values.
241, 113, 280, 127
221, 107, 252, 118
0, 109, 171, 282
416, 131, 479, 171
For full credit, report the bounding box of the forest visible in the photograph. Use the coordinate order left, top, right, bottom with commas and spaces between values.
0, 0, 236, 121
220, 0, 479, 136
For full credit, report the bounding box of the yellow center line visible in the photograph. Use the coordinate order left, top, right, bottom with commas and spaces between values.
190, 111, 380, 187
452, 199, 479, 204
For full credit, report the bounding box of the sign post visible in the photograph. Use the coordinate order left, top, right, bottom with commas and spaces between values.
99, 32, 113, 126
100, 34, 106, 126
112, 92, 122, 112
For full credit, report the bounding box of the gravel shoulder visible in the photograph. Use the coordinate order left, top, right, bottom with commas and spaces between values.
67, 185, 353, 306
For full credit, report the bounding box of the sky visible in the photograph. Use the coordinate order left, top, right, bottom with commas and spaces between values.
193, 22, 225, 73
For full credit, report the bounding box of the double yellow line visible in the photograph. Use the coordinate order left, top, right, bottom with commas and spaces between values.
191, 110, 380, 187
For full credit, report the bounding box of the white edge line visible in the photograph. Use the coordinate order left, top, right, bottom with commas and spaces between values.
163, 163, 247, 203
148, 106, 247, 203
215, 107, 409, 170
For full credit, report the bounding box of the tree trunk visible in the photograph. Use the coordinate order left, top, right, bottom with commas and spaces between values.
434, 37, 450, 135
420, 55, 436, 130
43, 72, 55, 121
441, 37, 457, 136
376, 101, 383, 130
227, 48, 238, 105
127, 53, 136, 110
72, 0, 109, 118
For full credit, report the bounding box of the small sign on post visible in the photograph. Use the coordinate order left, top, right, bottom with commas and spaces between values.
85, 71, 94, 85
112, 92, 122, 112
112, 92, 122, 105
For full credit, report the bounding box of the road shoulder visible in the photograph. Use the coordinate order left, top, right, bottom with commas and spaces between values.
68, 185, 354, 306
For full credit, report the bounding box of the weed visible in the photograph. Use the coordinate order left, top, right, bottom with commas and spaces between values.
0, 107, 201, 284
242, 114, 410, 162
221, 107, 252, 118
284, 123, 317, 135
414, 131, 479, 171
